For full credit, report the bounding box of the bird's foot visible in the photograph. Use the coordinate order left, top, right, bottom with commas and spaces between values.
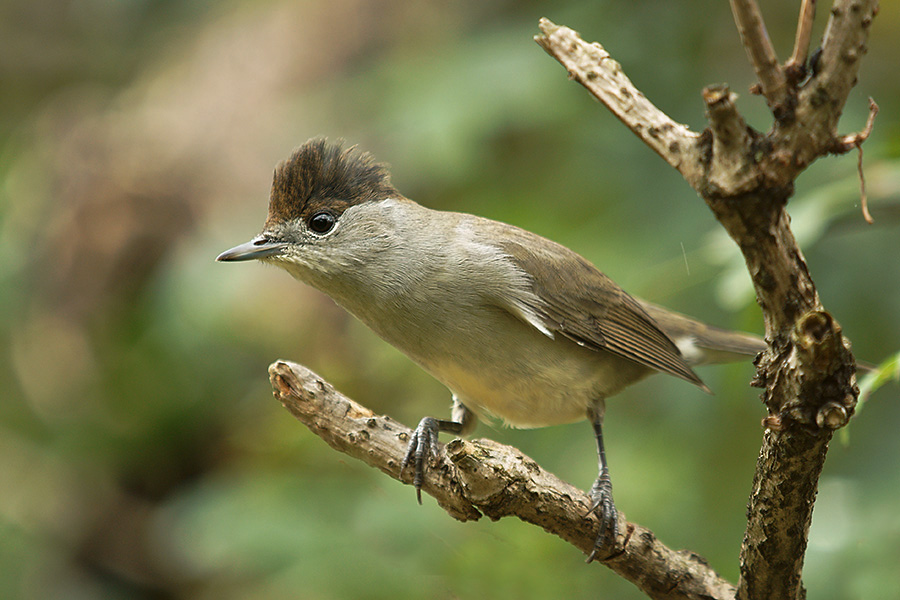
401, 417, 442, 504
585, 471, 618, 563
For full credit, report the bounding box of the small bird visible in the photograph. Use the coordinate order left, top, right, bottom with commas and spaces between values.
218, 139, 765, 561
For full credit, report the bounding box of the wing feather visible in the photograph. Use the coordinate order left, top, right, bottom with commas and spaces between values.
496, 228, 707, 391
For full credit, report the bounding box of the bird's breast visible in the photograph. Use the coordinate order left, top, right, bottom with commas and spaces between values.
387, 305, 651, 428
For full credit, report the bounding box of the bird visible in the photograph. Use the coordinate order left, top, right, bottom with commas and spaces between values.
217, 138, 766, 561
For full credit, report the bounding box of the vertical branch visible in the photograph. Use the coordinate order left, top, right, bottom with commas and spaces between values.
537, 1, 878, 597
786, 0, 817, 80
739, 428, 830, 600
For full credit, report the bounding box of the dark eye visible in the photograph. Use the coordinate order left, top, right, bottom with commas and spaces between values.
308, 211, 336, 234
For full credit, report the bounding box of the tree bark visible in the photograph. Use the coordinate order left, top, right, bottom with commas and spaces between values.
534, 2, 877, 598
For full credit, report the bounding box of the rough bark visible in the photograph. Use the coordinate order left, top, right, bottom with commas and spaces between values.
534, 2, 876, 598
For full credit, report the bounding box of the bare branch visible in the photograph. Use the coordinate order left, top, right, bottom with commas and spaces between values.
729, 0, 790, 114
269, 360, 736, 600
738, 311, 858, 600
269, 360, 480, 521
534, 18, 704, 188
830, 96, 878, 154
830, 98, 879, 223
786, 0, 817, 82
783, 0, 879, 177
814, 0, 876, 96
702, 85, 756, 194
534, 4, 877, 598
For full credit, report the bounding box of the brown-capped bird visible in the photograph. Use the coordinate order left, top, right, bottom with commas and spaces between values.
218, 139, 766, 561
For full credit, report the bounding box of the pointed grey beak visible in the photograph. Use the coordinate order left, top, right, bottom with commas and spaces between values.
216, 236, 287, 262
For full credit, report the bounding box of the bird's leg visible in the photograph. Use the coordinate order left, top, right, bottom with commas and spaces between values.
586, 401, 618, 563
401, 397, 475, 503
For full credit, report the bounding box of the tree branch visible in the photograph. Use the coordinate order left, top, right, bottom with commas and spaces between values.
534, 3, 876, 599
778, 0, 878, 179
786, 0, 817, 81
831, 98, 879, 223
729, 0, 791, 114
269, 360, 735, 600
702, 85, 757, 195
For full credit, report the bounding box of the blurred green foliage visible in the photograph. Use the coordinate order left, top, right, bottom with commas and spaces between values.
1, 1, 898, 599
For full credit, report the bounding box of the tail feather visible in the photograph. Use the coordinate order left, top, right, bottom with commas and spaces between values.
636, 300, 766, 366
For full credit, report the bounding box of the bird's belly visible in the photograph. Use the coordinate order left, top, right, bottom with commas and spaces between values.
435, 362, 590, 427
422, 338, 649, 429
345, 294, 651, 428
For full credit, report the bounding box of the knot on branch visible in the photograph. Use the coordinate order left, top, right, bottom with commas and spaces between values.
447, 439, 520, 509
793, 311, 844, 374
447, 438, 580, 521
764, 310, 859, 431
815, 401, 850, 430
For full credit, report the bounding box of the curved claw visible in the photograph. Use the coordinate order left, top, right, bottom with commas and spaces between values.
401, 417, 441, 504
585, 471, 618, 563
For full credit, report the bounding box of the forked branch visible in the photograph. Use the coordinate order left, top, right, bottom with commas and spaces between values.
535, 3, 876, 599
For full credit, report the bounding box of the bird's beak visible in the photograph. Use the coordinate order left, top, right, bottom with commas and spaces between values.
216, 236, 287, 262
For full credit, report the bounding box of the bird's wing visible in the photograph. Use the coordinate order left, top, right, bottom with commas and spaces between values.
495, 229, 707, 391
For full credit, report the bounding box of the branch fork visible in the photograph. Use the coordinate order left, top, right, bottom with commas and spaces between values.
533, 5, 875, 598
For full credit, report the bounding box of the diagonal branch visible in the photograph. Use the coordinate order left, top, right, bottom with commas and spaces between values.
269, 360, 736, 600
786, 0, 817, 81
729, 0, 791, 115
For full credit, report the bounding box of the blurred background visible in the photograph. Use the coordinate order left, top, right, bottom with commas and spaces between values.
1, 1, 898, 598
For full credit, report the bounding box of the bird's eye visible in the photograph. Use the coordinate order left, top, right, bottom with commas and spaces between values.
308, 211, 336, 234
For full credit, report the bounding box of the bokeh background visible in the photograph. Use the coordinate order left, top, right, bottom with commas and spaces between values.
2, 1, 898, 598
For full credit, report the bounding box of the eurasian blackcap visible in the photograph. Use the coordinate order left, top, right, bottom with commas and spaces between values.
217, 139, 765, 561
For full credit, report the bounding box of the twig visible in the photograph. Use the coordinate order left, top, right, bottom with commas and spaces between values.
729, 0, 790, 114
830, 98, 879, 223
786, 0, 817, 82
858, 144, 873, 223
269, 360, 736, 600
